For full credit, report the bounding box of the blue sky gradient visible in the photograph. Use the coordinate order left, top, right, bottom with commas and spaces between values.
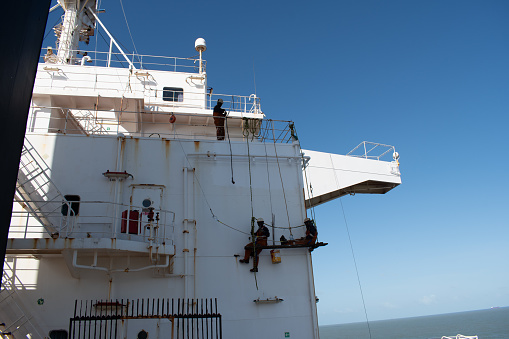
44, 0, 509, 325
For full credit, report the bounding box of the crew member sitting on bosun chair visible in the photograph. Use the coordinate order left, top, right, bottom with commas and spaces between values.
294, 218, 318, 245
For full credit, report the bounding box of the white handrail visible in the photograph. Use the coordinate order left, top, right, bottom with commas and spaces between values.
86, 7, 136, 70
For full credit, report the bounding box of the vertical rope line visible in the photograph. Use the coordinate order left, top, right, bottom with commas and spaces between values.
246, 134, 259, 288
263, 139, 274, 221
294, 129, 316, 222
119, 0, 141, 65
330, 154, 372, 339
271, 121, 292, 236
226, 97, 235, 184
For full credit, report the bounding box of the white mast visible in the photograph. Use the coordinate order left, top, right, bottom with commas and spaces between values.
55, 0, 97, 64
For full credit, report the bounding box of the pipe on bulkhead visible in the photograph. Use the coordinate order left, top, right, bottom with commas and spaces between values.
72, 250, 171, 273
306, 251, 319, 338
112, 135, 125, 237
183, 167, 189, 301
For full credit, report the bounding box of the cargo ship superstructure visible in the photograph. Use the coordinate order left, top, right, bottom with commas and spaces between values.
1, 1, 401, 338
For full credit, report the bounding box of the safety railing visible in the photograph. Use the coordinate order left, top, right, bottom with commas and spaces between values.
27, 105, 298, 144
346, 141, 398, 161
41, 48, 206, 73
10, 200, 175, 246
207, 94, 261, 115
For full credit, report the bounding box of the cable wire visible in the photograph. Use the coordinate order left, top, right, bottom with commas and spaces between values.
119, 0, 141, 65
339, 198, 372, 339
330, 154, 372, 339
226, 97, 235, 184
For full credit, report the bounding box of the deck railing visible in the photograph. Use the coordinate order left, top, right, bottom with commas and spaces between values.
346, 141, 398, 161
27, 104, 298, 144
10, 200, 175, 246
41, 48, 205, 73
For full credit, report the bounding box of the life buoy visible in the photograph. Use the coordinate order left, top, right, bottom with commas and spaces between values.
169, 115, 176, 123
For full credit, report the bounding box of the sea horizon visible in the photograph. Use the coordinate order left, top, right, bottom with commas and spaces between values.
320, 306, 509, 327
319, 307, 509, 339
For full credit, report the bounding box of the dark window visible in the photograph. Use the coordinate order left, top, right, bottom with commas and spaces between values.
163, 87, 183, 102
49, 330, 68, 339
61, 195, 80, 216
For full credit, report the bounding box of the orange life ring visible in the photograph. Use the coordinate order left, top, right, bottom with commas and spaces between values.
169, 115, 176, 123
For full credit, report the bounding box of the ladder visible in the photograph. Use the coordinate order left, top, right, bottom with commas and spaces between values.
0, 262, 45, 339
64, 108, 107, 135
15, 137, 72, 237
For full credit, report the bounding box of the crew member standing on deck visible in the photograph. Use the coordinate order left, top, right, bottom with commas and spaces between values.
213, 98, 227, 140
240, 218, 270, 272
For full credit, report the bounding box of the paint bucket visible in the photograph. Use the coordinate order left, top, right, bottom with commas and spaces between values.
270, 249, 281, 264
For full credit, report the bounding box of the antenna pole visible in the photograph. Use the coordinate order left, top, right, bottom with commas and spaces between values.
199, 50, 203, 74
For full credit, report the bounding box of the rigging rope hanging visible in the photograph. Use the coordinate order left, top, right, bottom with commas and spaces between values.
174, 131, 249, 235
226, 96, 235, 184
293, 125, 317, 222
332, 155, 372, 339
245, 128, 259, 287
271, 120, 293, 237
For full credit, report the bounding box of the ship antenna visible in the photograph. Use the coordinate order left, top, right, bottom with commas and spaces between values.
195, 38, 206, 74
252, 57, 257, 96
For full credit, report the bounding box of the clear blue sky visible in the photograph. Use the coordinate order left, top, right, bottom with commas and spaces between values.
44, 0, 509, 326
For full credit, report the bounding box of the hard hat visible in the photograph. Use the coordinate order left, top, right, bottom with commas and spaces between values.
257, 218, 264, 223
217, 98, 223, 104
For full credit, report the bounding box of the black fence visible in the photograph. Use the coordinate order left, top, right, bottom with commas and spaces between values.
69, 298, 222, 339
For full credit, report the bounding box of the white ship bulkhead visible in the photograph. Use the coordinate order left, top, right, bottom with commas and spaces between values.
2, 2, 401, 338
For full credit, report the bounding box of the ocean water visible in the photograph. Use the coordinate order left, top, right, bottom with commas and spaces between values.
319, 308, 509, 339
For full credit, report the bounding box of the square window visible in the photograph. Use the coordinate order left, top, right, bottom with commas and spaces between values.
163, 87, 183, 102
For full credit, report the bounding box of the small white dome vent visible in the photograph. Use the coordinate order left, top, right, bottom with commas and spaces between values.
195, 38, 206, 52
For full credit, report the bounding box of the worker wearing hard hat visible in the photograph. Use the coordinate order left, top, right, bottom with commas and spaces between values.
213, 98, 227, 140
295, 218, 318, 245
239, 218, 270, 272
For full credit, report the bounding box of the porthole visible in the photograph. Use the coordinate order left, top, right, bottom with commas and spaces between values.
142, 199, 152, 208
137, 330, 148, 339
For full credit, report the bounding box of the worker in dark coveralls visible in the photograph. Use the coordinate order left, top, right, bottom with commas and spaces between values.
295, 218, 318, 245
239, 218, 270, 272
213, 98, 227, 140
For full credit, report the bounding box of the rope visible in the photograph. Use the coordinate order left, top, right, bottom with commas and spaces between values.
263, 138, 274, 229
119, 0, 142, 66
173, 134, 249, 235
271, 120, 292, 236
294, 126, 316, 222
339, 198, 372, 339
226, 97, 235, 184
245, 129, 259, 287
331, 154, 372, 339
